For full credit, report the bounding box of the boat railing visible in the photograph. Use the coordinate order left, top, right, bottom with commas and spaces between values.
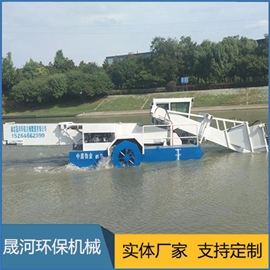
142, 124, 199, 147
167, 109, 245, 131
209, 116, 244, 131
167, 110, 204, 119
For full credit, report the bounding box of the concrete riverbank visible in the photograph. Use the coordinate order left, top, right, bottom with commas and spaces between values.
2, 104, 268, 120
2, 86, 268, 119
77, 104, 268, 117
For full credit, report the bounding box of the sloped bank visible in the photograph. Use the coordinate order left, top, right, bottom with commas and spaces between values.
2, 86, 268, 119
76, 104, 268, 117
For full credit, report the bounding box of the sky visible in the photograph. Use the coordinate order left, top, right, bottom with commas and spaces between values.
2, 2, 268, 68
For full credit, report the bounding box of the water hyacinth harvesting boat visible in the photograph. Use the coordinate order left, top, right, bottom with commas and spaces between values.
3, 98, 268, 168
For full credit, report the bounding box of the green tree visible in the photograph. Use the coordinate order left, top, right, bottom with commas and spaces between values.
107, 60, 125, 89
219, 36, 240, 82
79, 61, 100, 74
46, 74, 67, 99
177, 36, 197, 79
66, 70, 113, 98
53, 50, 75, 72
211, 42, 229, 83
11, 74, 67, 103
54, 50, 66, 70
106, 56, 158, 89
194, 40, 215, 83
150, 37, 179, 83
2, 52, 16, 96
255, 34, 268, 80
11, 78, 45, 103
21, 59, 48, 80
66, 71, 94, 97
90, 71, 114, 95
105, 57, 137, 89
236, 37, 258, 82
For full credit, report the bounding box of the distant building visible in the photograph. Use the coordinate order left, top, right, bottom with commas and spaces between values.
105, 51, 151, 65
105, 39, 266, 65
256, 38, 266, 48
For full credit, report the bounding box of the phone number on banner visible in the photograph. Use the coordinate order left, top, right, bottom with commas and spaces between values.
11, 133, 45, 139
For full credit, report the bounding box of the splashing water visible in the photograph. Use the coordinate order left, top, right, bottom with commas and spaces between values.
33, 155, 113, 174
95, 156, 113, 170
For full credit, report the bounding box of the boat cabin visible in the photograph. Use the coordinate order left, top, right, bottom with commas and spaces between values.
151, 97, 193, 125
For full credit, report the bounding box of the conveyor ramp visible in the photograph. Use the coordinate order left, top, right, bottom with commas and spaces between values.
151, 106, 268, 153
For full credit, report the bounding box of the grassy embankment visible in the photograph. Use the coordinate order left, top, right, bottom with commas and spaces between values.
2, 87, 268, 117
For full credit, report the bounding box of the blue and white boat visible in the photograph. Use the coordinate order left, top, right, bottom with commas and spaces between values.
3, 98, 268, 168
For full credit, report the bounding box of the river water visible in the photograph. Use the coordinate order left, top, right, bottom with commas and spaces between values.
2, 109, 268, 234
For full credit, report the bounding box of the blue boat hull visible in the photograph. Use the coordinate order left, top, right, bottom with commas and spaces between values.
143, 145, 204, 162
69, 143, 204, 168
